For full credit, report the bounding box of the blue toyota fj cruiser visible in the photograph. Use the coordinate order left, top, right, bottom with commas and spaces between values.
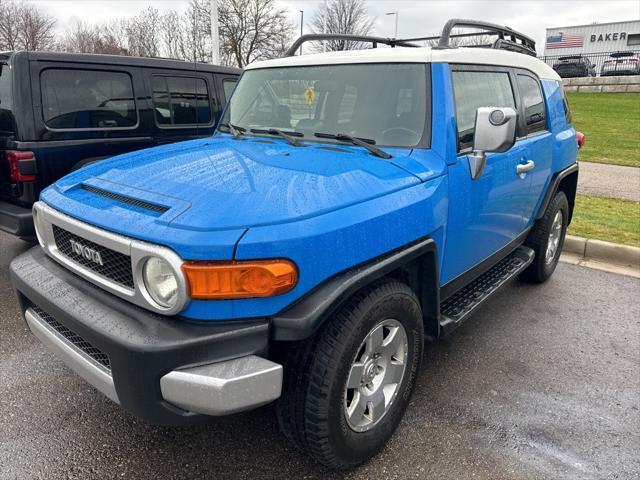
11, 20, 582, 469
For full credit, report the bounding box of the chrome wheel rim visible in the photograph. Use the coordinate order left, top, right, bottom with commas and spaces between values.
344, 319, 408, 432
545, 211, 564, 265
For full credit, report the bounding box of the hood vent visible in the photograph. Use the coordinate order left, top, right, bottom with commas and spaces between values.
81, 184, 169, 214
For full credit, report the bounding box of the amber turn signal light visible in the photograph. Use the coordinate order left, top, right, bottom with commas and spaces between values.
182, 259, 298, 299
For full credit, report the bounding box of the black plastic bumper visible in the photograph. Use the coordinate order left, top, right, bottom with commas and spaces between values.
0, 200, 34, 236
10, 247, 270, 426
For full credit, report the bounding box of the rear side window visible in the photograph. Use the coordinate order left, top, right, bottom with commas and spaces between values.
452, 70, 516, 150
516, 74, 546, 134
152, 76, 211, 126
222, 79, 237, 101
41, 69, 137, 130
0, 62, 14, 134
557, 81, 572, 124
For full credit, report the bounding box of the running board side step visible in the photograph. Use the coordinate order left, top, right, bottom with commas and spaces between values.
439, 246, 534, 335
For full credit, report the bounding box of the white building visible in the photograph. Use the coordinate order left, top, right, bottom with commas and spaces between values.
544, 20, 640, 56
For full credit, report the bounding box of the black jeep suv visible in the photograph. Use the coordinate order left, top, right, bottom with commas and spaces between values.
552, 55, 596, 78
0, 51, 239, 238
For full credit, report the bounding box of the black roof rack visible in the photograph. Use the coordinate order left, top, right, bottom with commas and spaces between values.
286, 18, 537, 58
285, 34, 420, 57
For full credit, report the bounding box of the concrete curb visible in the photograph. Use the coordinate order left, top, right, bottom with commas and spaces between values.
563, 235, 640, 270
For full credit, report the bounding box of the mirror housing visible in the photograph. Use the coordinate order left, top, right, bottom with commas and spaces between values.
468, 107, 517, 180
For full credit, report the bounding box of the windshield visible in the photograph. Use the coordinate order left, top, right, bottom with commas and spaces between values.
220, 63, 428, 148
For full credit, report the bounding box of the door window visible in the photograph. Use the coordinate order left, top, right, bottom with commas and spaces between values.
452, 70, 516, 150
152, 76, 212, 126
41, 69, 137, 130
517, 74, 546, 134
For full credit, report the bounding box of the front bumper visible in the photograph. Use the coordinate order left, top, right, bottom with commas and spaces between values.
11, 247, 282, 425
0, 200, 34, 236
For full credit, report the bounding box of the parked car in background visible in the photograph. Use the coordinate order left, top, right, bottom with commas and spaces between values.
552, 55, 596, 78
601, 51, 640, 76
0, 51, 240, 238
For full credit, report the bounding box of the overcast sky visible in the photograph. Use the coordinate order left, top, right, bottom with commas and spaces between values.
31, 0, 640, 54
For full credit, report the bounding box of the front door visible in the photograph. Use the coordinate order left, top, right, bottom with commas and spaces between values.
441, 67, 532, 285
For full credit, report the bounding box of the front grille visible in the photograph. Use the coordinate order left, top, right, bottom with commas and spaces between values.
81, 184, 169, 214
52, 225, 134, 289
31, 305, 111, 371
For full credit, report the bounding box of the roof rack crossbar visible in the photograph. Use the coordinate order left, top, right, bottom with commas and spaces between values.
285, 34, 420, 57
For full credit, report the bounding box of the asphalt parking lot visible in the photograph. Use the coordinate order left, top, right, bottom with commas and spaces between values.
1, 231, 638, 480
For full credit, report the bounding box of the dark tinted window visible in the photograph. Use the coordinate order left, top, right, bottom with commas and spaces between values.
222, 79, 237, 101
628, 34, 640, 46
152, 76, 211, 126
0, 62, 14, 134
452, 70, 516, 150
557, 81, 572, 124
41, 69, 137, 130
517, 74, 546, 134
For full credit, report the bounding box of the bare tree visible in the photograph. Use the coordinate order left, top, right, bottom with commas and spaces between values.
126, 7, 161, 58
62, 19, 99, 53
191, 0, 294, 67
0, 1, 22, 50
62, 18, 128, 55
310, 0, 374, 51
19, 2, 56, 50
0, 0, 56, 51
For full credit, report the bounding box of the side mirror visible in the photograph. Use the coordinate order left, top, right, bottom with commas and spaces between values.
468, 107, 517, 180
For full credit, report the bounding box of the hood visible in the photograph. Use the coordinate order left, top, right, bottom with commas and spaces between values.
49, 136, 431, 233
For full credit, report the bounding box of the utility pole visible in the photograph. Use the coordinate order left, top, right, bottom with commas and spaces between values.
299, 10, 304, 55
386, 11, 399, 38
211, 0, 220, 64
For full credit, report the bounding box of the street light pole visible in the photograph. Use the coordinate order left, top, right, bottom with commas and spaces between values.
211, 0, 220, 64
300, 10, 304, 55
386, 11, 399, 38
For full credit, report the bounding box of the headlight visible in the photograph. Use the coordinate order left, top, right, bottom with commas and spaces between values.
142, 257, 179, 308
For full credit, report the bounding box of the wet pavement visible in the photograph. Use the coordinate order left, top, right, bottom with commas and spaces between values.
1, 231, 639, 480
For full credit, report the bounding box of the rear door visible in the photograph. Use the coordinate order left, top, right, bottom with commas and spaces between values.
513, 71, 553, 228
441, 66, 530, 284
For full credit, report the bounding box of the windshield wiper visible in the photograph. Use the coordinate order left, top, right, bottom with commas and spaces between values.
314, 132, 392, 159
219, 122, 246, 140
250, 128, 305, 147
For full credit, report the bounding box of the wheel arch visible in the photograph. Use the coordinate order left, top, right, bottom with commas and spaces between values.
536, 163, 578, 225
271, 237, 440, 342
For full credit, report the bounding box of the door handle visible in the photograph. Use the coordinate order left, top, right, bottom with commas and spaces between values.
516, 160, 535, 175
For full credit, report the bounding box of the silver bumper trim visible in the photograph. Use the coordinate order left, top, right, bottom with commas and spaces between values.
160, 355, 283, 416
25, 308, 120, 404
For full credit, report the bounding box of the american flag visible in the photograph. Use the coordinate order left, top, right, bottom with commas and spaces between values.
546, 33, 584, 49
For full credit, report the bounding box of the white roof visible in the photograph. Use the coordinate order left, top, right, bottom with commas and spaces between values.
246, 46, 560, 81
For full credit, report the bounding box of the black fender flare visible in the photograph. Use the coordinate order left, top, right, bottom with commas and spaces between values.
271, 237, 439, 341
535, 162, 579, 221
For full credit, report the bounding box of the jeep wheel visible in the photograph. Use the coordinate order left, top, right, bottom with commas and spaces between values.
520, 191, 569, 283
276, 280, 424, 469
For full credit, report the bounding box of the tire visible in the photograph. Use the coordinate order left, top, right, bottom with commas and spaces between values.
276, 279, 424, 469
520, 191, 569, 283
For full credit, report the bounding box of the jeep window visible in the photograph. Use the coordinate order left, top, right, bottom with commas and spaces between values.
222, 79, 237, 101
452, 70, 515, 151
41, 69, 137, 130
0, 61, 15, 134
152, 76, 212, 126
516, 74, 546, 134
220, 63, 428, 148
